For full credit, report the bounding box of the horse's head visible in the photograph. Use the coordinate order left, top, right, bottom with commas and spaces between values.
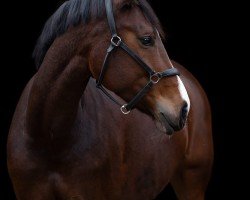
88, 0, 190, 134
34, 0, 190, 135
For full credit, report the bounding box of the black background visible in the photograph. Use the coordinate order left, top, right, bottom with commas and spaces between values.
1, 0, 245, 199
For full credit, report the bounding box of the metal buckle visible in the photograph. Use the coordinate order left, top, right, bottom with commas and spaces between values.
120, 104, 130, 115
150, 72, 161, 84
111, 35, 122, 46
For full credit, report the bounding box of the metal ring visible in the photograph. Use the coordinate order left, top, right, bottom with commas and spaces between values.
150, 73, 161, 84
120, 104, 130, 115
111, 35, 122, 46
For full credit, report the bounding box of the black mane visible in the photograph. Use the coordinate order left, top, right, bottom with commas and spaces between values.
33, 0, 163, 69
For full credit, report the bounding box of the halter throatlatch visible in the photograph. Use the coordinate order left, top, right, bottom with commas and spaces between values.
96, 0, 180, 115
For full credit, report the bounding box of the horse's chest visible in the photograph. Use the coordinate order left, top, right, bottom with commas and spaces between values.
59, 132, 184, 199
58, 98, 187, 199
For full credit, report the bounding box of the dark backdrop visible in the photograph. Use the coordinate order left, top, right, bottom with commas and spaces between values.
1, 0, 245, 199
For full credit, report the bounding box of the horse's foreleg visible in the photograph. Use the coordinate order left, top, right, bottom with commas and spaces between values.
171, 164, 212, 200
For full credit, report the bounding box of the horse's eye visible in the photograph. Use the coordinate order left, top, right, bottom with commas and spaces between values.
139, 36, 154, 46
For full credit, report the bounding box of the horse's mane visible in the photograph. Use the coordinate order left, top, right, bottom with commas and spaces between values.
33, 0, 164, 69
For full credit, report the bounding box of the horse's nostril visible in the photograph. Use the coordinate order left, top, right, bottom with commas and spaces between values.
179, 102, 188, 128
181, 103, 188, 118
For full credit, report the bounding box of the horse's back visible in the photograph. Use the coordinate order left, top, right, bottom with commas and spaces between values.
7, 76, 54, 199
8, 76, 35, 167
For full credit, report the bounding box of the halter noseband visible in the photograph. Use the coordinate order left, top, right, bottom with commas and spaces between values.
96, 0, 180, 114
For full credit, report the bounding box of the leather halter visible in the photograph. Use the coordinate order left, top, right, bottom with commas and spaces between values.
96, 0, 180, 114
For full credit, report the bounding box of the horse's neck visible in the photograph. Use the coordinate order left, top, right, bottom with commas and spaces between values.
26, 36, 90, 145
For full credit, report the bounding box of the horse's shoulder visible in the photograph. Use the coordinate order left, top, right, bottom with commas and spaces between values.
172, 60, 210, 107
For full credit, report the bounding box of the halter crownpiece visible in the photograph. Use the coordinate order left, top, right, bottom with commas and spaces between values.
96, 0, 180, 115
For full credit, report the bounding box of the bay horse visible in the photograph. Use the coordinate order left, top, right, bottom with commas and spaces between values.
7, 0, 213, 199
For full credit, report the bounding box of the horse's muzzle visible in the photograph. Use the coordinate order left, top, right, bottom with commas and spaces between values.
158, 102, 189, 135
